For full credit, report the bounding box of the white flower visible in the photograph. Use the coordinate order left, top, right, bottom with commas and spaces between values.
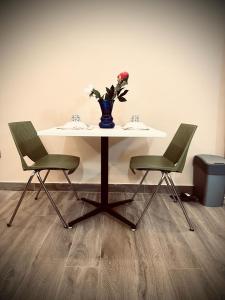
84, 84, 94, 96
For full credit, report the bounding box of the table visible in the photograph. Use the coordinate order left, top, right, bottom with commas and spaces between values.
38, 125, 166, 230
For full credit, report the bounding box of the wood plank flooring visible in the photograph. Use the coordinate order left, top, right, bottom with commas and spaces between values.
0, 190, 225, 300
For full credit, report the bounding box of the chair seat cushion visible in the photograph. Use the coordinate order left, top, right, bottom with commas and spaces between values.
130, 155, 176, 172
31, 154, 80, 174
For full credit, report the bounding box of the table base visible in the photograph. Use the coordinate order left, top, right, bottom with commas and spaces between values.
68, 197, 136, 230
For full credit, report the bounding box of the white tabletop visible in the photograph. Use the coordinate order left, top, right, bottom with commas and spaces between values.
37, 125, 166, 138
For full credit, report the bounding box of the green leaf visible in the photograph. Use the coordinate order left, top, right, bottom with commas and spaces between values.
105, 85, 115, 100
118, 96, 127, 102
117, 87, 124, 95
91, 89, 101, 99
120, 89, 129, 97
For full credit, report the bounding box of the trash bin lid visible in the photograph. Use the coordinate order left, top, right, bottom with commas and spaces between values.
193, 154, 225, 175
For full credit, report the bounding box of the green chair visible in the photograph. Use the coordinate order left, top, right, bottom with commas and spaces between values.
7, 121, 80, 228
130, 123, 197, 231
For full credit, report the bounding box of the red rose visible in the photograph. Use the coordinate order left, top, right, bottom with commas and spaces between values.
117, 72, 129, 82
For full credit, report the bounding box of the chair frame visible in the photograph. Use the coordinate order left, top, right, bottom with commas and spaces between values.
7, 169, 79, 229
130, 123, 197, 231
132, 170, 194, 230
7, 121, 80, 229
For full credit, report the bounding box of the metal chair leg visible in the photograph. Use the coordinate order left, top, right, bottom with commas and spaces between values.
165, 175, 177, 202
35, 170, 50, 200
7, 171, 35, 227
166, 173, 194, 231
131, 170, 149, 201
36, 172, 69, 229
62, 170, 80, 201
135, 173, 166, 227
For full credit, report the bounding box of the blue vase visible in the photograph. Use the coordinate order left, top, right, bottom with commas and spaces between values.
98, 100, 115, 128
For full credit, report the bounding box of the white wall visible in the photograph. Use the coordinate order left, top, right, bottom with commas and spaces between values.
0, 0, 224, 185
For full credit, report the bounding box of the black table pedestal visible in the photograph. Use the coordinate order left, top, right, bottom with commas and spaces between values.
68, 137, 136, 230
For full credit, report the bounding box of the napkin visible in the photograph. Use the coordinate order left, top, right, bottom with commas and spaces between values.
123, 122, 150, 130
59, 121, 89, 130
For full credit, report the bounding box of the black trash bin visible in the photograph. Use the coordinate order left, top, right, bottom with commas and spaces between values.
193, 155, 225, 207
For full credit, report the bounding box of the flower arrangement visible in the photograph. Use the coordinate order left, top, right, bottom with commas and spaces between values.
87, 72, 129, 105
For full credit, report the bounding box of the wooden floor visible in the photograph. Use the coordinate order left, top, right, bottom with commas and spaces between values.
0, 190, 225, 300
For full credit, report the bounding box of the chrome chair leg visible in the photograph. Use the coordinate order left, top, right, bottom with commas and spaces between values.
135, 173, 166, 227
131, 170, 149, 201
36, 172, 69, 229
7, 171, 35, 227
165, 175, 177, 202
35, 170, 50, 200
62, 170, 80, 201
166, 173, 194, 231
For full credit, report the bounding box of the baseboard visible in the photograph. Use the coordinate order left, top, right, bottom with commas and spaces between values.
0, 182, 194, 194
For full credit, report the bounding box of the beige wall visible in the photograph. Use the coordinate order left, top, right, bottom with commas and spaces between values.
0, 1, 224, 185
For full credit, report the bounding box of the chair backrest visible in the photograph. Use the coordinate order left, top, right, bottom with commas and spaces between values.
163, 123, 197, 173
9, 121, 48, 170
